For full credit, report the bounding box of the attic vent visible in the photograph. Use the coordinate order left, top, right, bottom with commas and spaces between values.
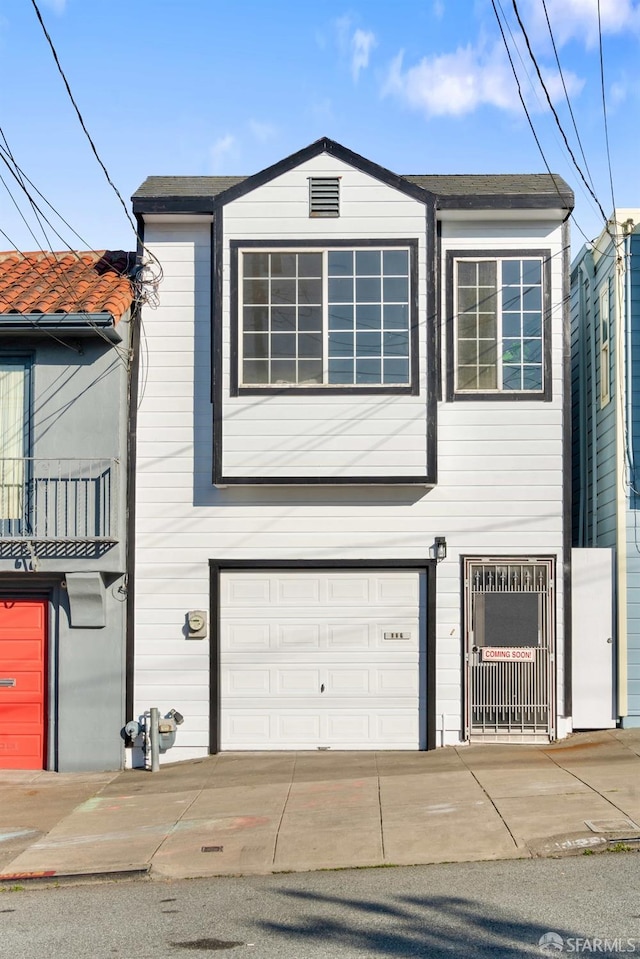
309, 177, 340, 217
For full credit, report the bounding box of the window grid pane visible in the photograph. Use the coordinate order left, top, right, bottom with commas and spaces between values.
242, 252, 322, 385
455, 257, 544, 393
327, 248, 410, 386
242, 248, 411, 387
499, 259, 543, 392
456, 261, 497, 391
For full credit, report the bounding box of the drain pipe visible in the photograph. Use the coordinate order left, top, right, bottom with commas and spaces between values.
616, 216, 632, 720
149, 707, 160, 773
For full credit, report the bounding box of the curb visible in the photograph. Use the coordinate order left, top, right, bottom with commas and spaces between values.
0, 864, 151, 886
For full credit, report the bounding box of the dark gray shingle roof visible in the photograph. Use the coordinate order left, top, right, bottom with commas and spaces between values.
133, 172, 571, 202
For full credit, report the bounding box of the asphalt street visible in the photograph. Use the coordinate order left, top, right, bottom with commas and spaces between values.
2, 853, 640, 959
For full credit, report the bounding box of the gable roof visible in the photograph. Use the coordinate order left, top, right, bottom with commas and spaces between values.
0, 250, 136, 321
132, 136, 574, 215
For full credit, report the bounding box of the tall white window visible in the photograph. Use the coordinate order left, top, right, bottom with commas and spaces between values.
453, 256, 545, 394
599, 282, 611, 407
0, 359, 28, 522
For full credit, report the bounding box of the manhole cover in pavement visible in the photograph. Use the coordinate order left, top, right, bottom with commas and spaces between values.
584, 818, 640, 833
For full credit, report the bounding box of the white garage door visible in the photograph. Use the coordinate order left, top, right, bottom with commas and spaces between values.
219, 569, 426, 750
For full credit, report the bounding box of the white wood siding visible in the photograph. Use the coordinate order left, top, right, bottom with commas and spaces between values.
220, 155, 429, 479
134, 181, 567, 761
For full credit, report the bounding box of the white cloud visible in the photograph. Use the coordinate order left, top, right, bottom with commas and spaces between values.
522, 0, 640, 48
538, 65, 586, 104
333, 16, 377, 82
335, 15, 352, 54
248, 120, 276, 143
351, 28, 377, 82
210, 134, 235, 172
383, 43, 518, 117
42, 0, 67, 13
383, 42, 585, 118
433, 0, 445, 19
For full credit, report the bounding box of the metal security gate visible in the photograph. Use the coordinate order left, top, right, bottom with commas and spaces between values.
464, 558, 555, 742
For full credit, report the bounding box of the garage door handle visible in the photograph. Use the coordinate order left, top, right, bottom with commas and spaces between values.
320, 683, 325, 693
0, 679, 16, 687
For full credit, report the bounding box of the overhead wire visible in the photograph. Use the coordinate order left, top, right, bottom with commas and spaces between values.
0, 128, 135, 367
0, 161, 132, 368
510, 0, 611, 229
596, 0, 617, 213
29, 0, 164, 301
492, 1, 618, 255
540, 0, 597, 195
490, 3, 582, 225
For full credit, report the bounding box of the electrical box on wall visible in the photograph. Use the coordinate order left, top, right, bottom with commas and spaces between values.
187, 610, 208, 639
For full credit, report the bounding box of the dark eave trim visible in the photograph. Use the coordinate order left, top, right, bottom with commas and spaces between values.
132, 196, 215, 215
437, 194, 574, 212
134, 132, 438, 216
0, 312, 122, 342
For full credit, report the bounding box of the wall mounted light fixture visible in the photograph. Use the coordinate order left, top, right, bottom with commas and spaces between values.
434, 536, 447, 562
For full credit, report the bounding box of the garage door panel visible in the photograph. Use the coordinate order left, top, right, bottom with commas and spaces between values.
223, 623, 271, 651
277, 578, 321, 604
224, 713, 271, 744
376, 577, 421, 604
277, 668, 322, 695
276, 713, 322, 742
224, 668, 271, 695
326, 576, 371, 603
219, 570, 426, 750
225, 578, 271, 605
278, 624, 321, 649
325, 668, 370, 694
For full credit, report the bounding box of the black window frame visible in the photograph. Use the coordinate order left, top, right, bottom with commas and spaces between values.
446, 249, 552, 402
230, 238, 420, 397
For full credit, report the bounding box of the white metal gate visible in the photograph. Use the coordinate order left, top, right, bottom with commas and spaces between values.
464, 558, 555, 742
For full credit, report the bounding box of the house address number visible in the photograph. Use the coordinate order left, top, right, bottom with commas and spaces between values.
384, 632, 412, 640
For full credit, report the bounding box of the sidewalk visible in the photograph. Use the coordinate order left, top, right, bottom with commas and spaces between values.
2, 729, 640, 883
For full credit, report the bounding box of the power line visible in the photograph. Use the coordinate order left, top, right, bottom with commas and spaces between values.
510, 0, 611, 227
540, 0, 596, 194
0, 155, 131, 366
597, 0, 617, 213
490, 3, 583, 227
29, 0, 137, 236
28, 0, 164, 311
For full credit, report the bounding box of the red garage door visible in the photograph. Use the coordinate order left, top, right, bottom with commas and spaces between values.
0, 600, 47, 769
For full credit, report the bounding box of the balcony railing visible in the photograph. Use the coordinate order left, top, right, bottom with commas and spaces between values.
0, 458, 118, 543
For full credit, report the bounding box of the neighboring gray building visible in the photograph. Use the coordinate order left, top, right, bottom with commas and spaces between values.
0, 250, 135, 771
571, 212, 640, 730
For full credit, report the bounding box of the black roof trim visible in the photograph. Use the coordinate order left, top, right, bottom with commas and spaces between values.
436, 194, 573, 211
133, 138, 435, 215
209, 138, 434, 209
132, 195, 216, 215
132, 138, 574, 215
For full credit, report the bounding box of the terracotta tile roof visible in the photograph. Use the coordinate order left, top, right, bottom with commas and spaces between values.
0, 250, 136, 322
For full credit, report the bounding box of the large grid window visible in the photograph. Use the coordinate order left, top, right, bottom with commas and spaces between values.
455, 257, 544, 393
240, 247, 411, 387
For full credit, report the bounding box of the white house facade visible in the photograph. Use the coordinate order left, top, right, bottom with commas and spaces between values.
130, 138, 574, 761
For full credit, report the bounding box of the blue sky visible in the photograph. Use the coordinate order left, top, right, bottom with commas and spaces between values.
0, 0, 638, 256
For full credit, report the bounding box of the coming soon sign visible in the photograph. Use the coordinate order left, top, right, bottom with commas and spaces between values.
480, 647, 536, 662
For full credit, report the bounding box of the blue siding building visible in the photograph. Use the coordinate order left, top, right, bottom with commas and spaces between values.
571, 212, 640, 725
